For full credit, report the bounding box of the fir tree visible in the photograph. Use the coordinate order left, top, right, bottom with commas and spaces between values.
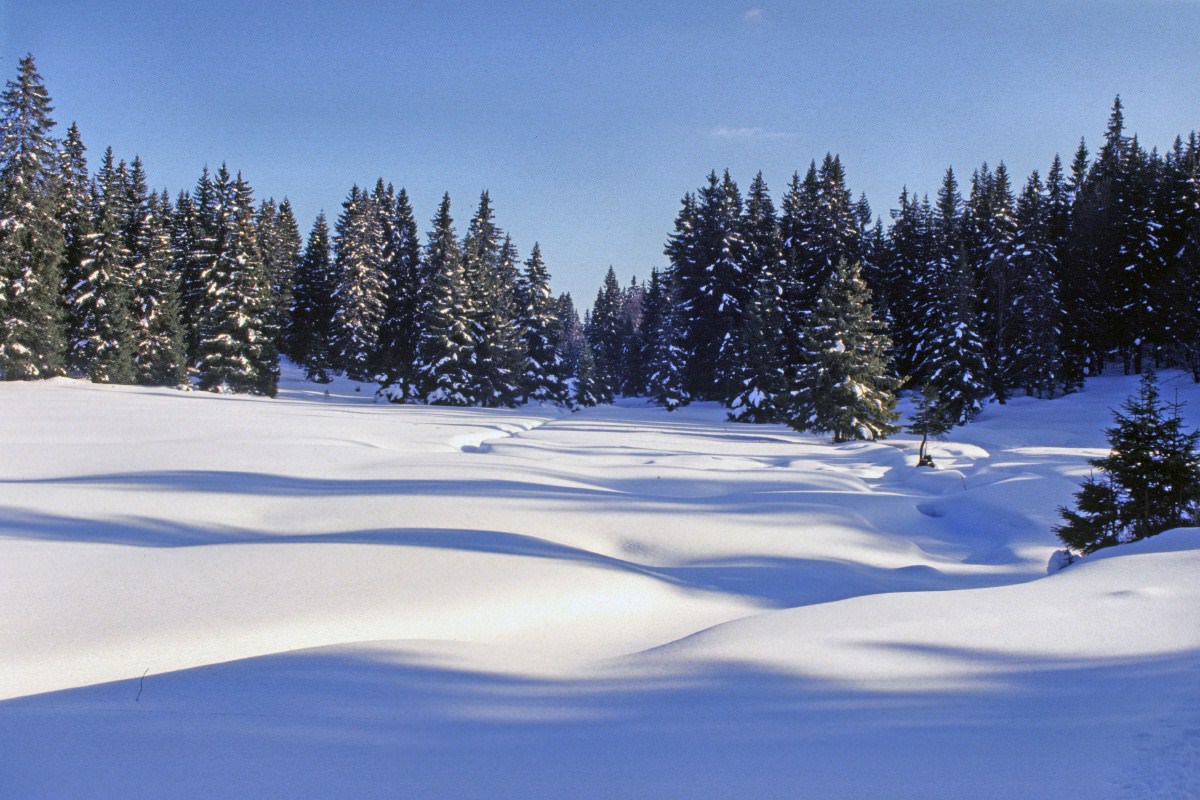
412, 193, 475, 404
517, 243, 569, 405
57, 122, 92, 356
289, 213, 335, 381
0, 54, 66, 379
587, 266, 624, 401
374, 186, 423, 397
195, 167, 276, 395
330, 185, 387, 380
789, 259, 899, 442
69, 147, 135, 383
257, 197, 302, 354
130, 191, 186, 385
1056, 371, 1200, 553
1011, 171, 1065, 398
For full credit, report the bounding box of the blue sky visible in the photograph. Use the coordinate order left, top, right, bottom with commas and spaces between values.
4, 1, 1199, 303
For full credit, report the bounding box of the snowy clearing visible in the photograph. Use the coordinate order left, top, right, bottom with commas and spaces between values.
1, 367, 1198, 799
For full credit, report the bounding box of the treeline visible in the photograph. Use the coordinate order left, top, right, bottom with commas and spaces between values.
588, 98, 1200, 436
3, 54, 1200, 438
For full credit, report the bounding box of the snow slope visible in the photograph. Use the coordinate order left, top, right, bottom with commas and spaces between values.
1, 367, 1197, 798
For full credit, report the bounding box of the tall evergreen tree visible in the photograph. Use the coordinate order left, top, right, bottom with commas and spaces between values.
195, 167, 276, 395
68, 147, 135, 382
0, 54, 66, 379
587, 265, 624, 401
789, 259, 899, 442
517, 242, 569, 405
289, 212, 336, 381
374, 186, 423, 396
257, 197, 302, 354
412, 193, 475, 404
1011, 171, 1066, 398
57, 121, 92, 356
330, 185, 387, 380
130, 190, 186, 385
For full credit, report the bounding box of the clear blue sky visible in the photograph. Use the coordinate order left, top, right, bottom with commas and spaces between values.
4, 1, 1199, 303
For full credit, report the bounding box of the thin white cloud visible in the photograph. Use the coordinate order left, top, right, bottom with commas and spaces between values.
711, 126, 797, 141
744, 8, 766, 22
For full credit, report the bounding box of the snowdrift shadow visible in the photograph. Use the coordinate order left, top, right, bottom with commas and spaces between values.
2, 646, 1195, 799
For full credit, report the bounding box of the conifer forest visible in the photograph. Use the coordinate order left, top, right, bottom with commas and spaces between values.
3, 54, 1199, 439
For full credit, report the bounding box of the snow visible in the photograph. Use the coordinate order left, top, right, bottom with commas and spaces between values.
1, 367, 1198, 798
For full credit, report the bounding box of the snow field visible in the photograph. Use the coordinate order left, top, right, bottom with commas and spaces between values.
0, 366, 1197, 798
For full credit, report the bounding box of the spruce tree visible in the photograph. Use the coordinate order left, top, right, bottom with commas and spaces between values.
374, 186, 423, 397
587, 266, 624, 400
57, 122, 92, 356
1056, 371, 1200, 553
330, 185, 387, 380
517, 243, 569, 405
289, 213, 336, 382
68, 147, 135, 383
0, 54, 66, 379
257, 197, 302, 354
130, 191, 186, 385
195, 168, 276, 395
412, 193, 475, 404
1011, 171, 1066, 398
789, 259, 899, 442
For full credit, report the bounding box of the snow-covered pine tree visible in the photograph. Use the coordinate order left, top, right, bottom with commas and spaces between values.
1044, 153, 1087, 393
289, 212, 336, 382
968, 162, 1019, 402
616, 276, 645, 396
130, 190, 186, 386
57, 122, 92, 356
663, 172, 751, 401
256, 197, 302, 354
647, 271, 691, 411
789, 259, 899, 442
195, 168, 276, 395
460, 192, 524, 406
330, 185, 387, 381
922, 241, 989, 424
1160, 134, 1200, 380
1111, 136, 1167, 374
411, 193, 475, 405
173, 168, 219, 365
517, 243, 569, 405
1056, 370, 1200, 553
0, 54, 66, 379
68, 147, 135, 383
374, 186, 423, 399
587, 266, 623, 402
1011, 171, 1066, 398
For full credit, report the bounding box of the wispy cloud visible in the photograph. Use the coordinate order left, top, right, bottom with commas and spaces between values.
711, 126, 797, 141
744, 8, 766, 22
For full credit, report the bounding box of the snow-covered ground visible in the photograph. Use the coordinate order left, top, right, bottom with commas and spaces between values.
1, 366, 1197, 799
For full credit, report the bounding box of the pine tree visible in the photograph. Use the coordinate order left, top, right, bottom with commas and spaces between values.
330, 185, 387, 380
289, 212, 335, 381
922, 242, 990, 423
517, 243, 569, 405
257, 197, 302, 354
0, 54, 66, 379
374, 186, 423, 397
789, 259, 899, 442
1056, 371, 1200, 553
1011, 171, 1066, 398
460, 192, 524, 406
412, 193, 475, 404
68, 147, 135, 383
195, 168, 276, 395
174, 168, 219, 364
130, 191, 186, 385
587, 266, 623, 401
969, 162, 1019, 402
57, 122, 92, 357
